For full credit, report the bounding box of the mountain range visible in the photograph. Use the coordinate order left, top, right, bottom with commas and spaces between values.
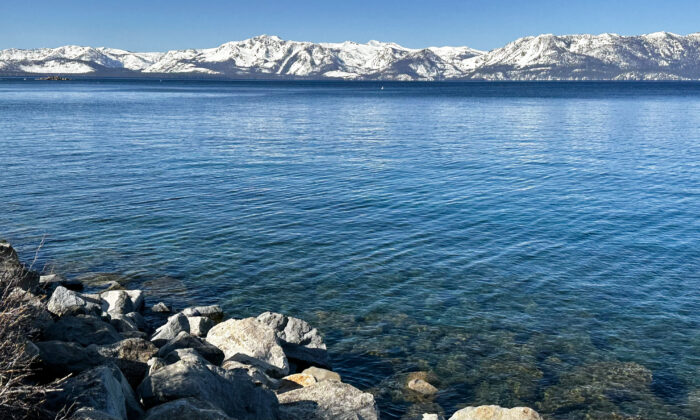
2, 32, 700, 81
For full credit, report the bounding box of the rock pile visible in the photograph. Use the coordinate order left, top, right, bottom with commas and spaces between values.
2, 241, 543, 420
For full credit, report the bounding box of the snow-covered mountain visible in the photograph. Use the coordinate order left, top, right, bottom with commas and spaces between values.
2, 33, 700, 80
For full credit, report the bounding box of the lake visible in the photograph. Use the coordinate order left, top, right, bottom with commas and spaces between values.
1, 80, 698, 419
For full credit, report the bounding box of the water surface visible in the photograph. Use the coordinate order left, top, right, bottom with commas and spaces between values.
1, 80, 698, 419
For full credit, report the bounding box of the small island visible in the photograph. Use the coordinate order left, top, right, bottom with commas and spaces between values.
36, 75, 71, 81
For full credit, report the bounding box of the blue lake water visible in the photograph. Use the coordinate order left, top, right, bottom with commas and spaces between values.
1, 80, 698, 419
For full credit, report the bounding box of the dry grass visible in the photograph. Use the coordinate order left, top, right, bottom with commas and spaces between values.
0, 243, 61, 420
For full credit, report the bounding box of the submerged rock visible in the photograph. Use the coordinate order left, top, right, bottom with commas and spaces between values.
142, 398, 234, 420
408, 378, 438, 396
257, 311, 330, 369
137, 358, 280, 420
278, 381, 379, 420
47, 286, 102, 317
449, 406, 542, 420
206, 317, 289, 377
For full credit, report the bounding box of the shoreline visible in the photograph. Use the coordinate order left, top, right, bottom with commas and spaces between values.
0, 240, 543, 420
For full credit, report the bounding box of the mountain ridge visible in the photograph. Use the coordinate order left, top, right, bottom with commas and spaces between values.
2, 32, 700, 80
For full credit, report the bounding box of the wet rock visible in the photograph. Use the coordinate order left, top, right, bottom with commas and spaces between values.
47, 364, 143, 420
151, 302, 171, 313
47, 286, 102, 317
257, 311, 330, 369
142, 398, 234, 420
151, 313, 189, 346
39, 273, 83, 291
137, 358, 280, 420
302, 366, 341, 382
157, 331, 225, 365
206, 317, 289, 377
278, 381, 379, 420
448, 406, 542, 420
43, 315, 122, 346
182, 305, 224, 322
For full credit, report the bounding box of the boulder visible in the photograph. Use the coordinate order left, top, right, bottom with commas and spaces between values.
90, 338, 158, 387
151, 313, 190, 346
182, 305, 224, 322
278, 381, 379, 420
257, 312, 330, 369
47, 286, 101, 317
35, 341, 101, 377
302, 366, 341, 382
157, 331, 225, 365
39, 273, 83, 291
43, 315, 122, 346
222, 359, 277, 388
147, 357, 166, 375
423, 415, 445, 420
137, 358, 279, 420
448, 406, 542, 420
206, 317, 289, 377
278, 373, 317, 394
8, 287, 54, 333
187, 316, 215, 337
163, 348, 211, 365
0, 242, 39, 291
101, 290, 144, 315
142, 398, 234, 420
47, 364, 143, 420
151, 302, 172, 313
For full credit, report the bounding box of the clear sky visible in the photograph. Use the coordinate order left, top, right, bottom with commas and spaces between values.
1, 0, 699, 51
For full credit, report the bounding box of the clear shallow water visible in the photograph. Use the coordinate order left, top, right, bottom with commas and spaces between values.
1, 80, 699, 419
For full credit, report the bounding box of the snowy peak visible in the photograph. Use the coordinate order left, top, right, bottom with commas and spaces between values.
2, 33, 700, 80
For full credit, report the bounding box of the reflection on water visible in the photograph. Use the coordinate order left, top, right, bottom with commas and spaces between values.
1, 80, 699, 419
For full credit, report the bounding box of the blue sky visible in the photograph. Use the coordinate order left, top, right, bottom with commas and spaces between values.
1, 0, 699, 51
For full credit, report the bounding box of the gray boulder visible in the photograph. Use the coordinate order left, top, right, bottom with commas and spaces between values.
100, 290, 144, 315
162, 348, 211, 365
48, 364, 143, 420
206, 317, 289, 378
43, 315, 122, 346
448, 406, 543, 420
47, 286, 102, 317
257, 312, 330, 369
157, 331, 225, 365
90, 338, 158, 387
302, 366, 341, 382
151, 313, 190, 346
110, 312, 147, 333
151, 302, 172, 313
142, 398, 234, 420
182, 305, 224, 322
39, 273, 83, 291
35, 341, 101, 376
187, 316, 215, 337
222, 359, 277, 388
147, 357, 167, 375
277, 381, 379, 420
137, 358, 279, 420
0, 241, 39, 291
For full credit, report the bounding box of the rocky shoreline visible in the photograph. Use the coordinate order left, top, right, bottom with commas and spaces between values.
1, 240, 543, 420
